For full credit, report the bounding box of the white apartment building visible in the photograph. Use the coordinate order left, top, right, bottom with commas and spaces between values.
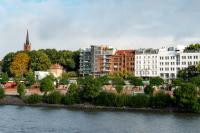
135, 46, 200, 81
135, 48, 159, 77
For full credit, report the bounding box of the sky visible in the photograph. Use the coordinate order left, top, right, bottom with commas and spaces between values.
1, 0, 200, 59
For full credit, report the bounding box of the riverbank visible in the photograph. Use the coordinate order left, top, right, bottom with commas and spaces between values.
0, 95, 182, 113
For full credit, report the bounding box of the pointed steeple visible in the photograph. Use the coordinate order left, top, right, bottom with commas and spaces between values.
24, 29, 31, 51
26, 29, 30, 45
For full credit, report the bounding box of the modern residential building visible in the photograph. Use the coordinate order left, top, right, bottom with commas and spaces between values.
110, 50, 135, 75
135, 46, 200, 81
80, 45, 135, 76
135, 48, 159, 78
80, 45, 115, 76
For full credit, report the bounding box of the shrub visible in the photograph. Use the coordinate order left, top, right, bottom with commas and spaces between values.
62, 83, 80, 105
17, 83, 26, 98
24, 94, 42, 104
40, 76, 54, 94
115, 84, 123, 94
0, 86, 5, 99
115, 94, 131, 107
46, 91, 62, 104
129, 94, 149, 108
144, 85, 154, 95
95, 92, 117, 106
149, 92, 172, 108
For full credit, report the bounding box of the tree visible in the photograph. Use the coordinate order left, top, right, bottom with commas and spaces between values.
150, 77, 164, 86
62, 83, 79, 105
0, 85, 5, 99
0, 72, 9, 83
29, 51, 51, 71
129, 94, 149, 108
174, 83, 200, 112
25, 69, 35, 87
177, 65, 198, 81
40, 76, 54, 95
184, 43, 200, 51
111, 76, 125, 85
10, 52, 30, 77
59, 73, 69, 85
144, 85, 154, 95
2, 52, 15, 76
128, 76, 143, 86
79, 76, 102, 101
17, 83, 26, 98
115, 84, 123, 94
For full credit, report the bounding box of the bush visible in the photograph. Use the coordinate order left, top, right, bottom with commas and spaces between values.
95, 92, 117, 106
129, 94, 149, 108
17, 83, 26, 98
40, 76, 54, 94
24, 94, 42, 104
115, 94, 131, 107
0, 87, 5, 99
149, 92, 172, 108
46, 91, 62, 104
62, 83, 80, 105
144, 85, 154, 95
95, 92, 130, 107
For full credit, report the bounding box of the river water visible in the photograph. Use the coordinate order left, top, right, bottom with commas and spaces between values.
0, 105, 200, 133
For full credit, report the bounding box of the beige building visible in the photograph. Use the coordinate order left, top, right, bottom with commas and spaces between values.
49, 64, 64, 78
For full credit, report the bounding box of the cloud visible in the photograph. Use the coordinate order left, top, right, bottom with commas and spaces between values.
0, 0, 200, 59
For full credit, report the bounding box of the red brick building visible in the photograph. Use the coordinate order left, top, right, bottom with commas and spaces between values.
110, 50, 135, 75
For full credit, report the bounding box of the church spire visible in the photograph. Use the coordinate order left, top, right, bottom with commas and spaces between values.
26, 29, 30, 45
24, 29, 31, 51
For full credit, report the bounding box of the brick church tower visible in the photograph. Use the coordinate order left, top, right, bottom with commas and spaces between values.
24, 30, 31, 51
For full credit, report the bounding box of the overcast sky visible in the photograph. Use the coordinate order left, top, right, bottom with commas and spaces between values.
1, 0, 200, 59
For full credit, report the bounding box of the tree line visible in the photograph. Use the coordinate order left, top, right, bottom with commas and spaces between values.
0, 49, 79, 77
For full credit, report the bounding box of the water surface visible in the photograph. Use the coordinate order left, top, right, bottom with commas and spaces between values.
0, 105, 199, 133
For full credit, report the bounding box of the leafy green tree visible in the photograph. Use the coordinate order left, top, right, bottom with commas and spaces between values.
174, 83, 200, 112
17, 83, 26, 98
128, 76, 143, 86
40, 76, 54, 95
0, 72, 9, 83
59, 73, 69, 85
29, 51, 51, 71
150, 77, 164, 86
25, 69, 35, 87
190, 76, 200, 88
111, 76, 125, 85
184, 43, 200, 51
0, 85, 5, 99
171, 79, 183, 87
98, 75, 110, 85
79, 76, 102, 101
115, 84, 123, 94
177, 65, 198, 81
62, 83, 79, 105
144, 85, 154, 95
1, 52, 15, 76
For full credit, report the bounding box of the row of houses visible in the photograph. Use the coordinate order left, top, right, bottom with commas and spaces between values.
80, 45, 200, 81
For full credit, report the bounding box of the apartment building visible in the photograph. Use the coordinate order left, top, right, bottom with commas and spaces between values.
135, 48, 159, 77
111, 50, 135, 75
80, 45, 135, 76
135, 46, 200, 81
80, 45, 115, 76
